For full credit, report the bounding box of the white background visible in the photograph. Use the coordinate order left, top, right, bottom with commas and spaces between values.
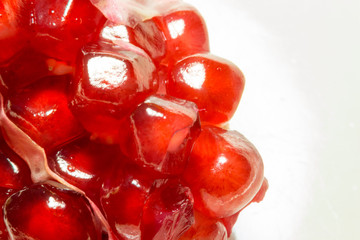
190, 0, 360, 239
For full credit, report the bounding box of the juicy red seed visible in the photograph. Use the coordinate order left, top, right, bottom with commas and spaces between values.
160, 7, 209, 63
121, 95, 201, 175
5, 75, 85, 150
47, 136, 124, 204
69, 42, 158, 143
0, 188, 15, 239
180, 210, 227, 240
100, 164, 157, 240
25, 0, 106, 62
0, 36, 28, 66
0, 48, 57, 92
182, 125, 264, 218
141, 180, 194, 240
133, 6, 209, 65
0, 139, 32, 189
0, 1, 29, 64
3, 182, 102, 240
167, 53, 245, 124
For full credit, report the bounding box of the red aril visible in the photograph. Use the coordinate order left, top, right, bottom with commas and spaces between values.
3, 182, 102, 240
182, 125, 264, 218
121, 95, 200, 175
141, 180, 194, 240
0, 48, 49, 92
47, 136, 124, 205
133, 4, 209, 66
5, 75, 85, 151
0, 138, 32, 189
0, 0, 29, 64
0, 48, 73, 92
69, 42, 158, 143
98, 2, 209, 66
180, 210, 227, 240
167, 53, 245, 124
100, 163, 157, 240
25, 0, 106, 62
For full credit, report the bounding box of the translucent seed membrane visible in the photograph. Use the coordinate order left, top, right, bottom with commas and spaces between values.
183, 125, 264, 218
90, 0, 191, 27
3, 182, 102, 240
124, 95, 201, 175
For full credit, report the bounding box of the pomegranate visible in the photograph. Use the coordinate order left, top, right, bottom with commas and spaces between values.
0, 0, 267, 239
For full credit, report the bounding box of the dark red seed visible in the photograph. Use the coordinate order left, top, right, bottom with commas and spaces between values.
69, 42, 158, 143
47, 136, 124, 205
26, 0, 106, 62
121, 95, 200, 175
167, 53, 245, 124
133, 5, 209, 66
141, 180, 194, 240
3, 182, 102, 240
100, 164, 157, 240
0, 1, 29, 64
0, 138, 32, 189
182, 125, 264, 218
5, 75, 85, 150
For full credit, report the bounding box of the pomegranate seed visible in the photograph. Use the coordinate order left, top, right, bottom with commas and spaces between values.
121, 95, 201, 175
5, 75, 85, 150
47, 136, 124, 205
133, 4, 209, 65
182, 125, 264, 218
69, 42, 158, 142
0, 48, 65, 92
100, 163, 157, 240
0, 1, 29, 64
141, 180, 194, 240
180, 210, 227, 240
3, 182, 102, 240
0, 138, 32, 189
25, 0, 106, 62
167, 53, 245, 124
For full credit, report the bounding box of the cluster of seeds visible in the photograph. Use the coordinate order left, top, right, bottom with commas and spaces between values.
0, 0, 267, 239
